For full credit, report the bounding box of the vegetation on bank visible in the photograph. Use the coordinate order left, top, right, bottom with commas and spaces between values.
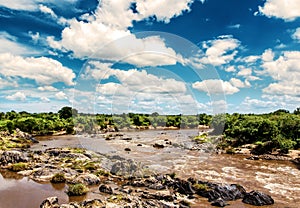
0, 106, 299, 153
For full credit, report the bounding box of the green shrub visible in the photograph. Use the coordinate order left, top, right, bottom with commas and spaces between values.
9, 162, 28, 172
193, 183, 210, 192
51, 173, 66, 183
67, 183, 89, 196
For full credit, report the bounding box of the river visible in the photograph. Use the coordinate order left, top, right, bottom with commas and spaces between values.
0, 129, 299, 207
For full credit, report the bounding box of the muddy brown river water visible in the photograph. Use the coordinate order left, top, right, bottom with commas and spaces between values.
0, 130, 299, 208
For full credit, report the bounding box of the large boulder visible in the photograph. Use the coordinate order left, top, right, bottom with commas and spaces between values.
99, 184, 113, 194
242, 190, 274, 206
0, 150, 28, 166
74, 174, 100, 186
207, 184, 246, 202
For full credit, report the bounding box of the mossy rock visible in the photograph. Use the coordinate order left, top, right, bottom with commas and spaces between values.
67, 183, 89, 196
95, 169, 110, 177
51, 173, 66, 183
9, 162, 28, 172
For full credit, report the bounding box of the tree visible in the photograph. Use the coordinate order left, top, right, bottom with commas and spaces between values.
294, 107, 300, 115
58, 106, 77, 119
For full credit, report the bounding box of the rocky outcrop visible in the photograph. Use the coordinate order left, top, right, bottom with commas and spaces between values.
242, 190, 274, 206
0, 150, 28, 165
40, 197, 59, 208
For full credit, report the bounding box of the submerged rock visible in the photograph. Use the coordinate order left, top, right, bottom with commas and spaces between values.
242, 190, 274, 206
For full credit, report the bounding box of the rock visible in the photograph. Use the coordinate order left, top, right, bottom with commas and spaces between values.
173, 179, 195, 195
40, 196, 59, 208
80, 199, 104, 207
74, 173, 100, 186
110, 159, 141, 176
99, 184, 113, 194
153, 143, 164, 149
0, 150, 28, 166
211, 198, 228, 207
207, 184, 246, 202
148, 183, 165, 190
246, 155, 259, 160
124, 148, 131, 152
137, 144, 142, 147
242, 190, 274, 206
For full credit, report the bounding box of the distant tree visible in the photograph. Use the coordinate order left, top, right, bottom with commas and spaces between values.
58, 107, 77, 119
294, 107, 300, 115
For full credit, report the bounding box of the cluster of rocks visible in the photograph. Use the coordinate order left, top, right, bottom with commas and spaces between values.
40, 174, 274, 208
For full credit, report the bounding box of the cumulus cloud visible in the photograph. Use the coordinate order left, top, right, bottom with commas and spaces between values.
192, 79, 240, 95
55, 91, 67, 100
261, 50, 300, 97
237, 66, 260, 81
229, 78, 250, 88
197, 36, 240, 66
6, 92, 26, 101
38, 86, 59, 91
47, 0, 195, 67
0, 53, 75, 86
292, 28, 300, 41
258, 0, 300, 21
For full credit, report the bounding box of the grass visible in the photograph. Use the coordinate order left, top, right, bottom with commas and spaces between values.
67, 183, 89, 196
9, 162, 28, 172
193, 183, 211, 192
51, 173, 66, 183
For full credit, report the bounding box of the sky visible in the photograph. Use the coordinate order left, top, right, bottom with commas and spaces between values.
0, 0, 300, 115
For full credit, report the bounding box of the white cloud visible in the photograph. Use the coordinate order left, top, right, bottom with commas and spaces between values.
237, 66, 260, 81
261, 50, 300, 97
136, 0, 194, 23
0, 77, 18, 89
228, 24, 241, 29
258, 0, 300, 21
38, 86, 59, 92
225, 66, 236, 72
198, 36, 240, 66
262, 49, 274, 62
47, 0, 195, 67
0, 53, 75, 86
0, 32, 38, 55
6, 92, 26, 101
243, 55, 260, 63
292, 28, 300, 41
40, 97, 50, 102
229, 78, 250, 88
192, 79, 240, 95
0, 0, 79, 11
55, 91, 67, 100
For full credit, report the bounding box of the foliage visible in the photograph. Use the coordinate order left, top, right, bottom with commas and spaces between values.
67, 183, 89, 196
9, 162, 28, 172
51, 173, 66, 183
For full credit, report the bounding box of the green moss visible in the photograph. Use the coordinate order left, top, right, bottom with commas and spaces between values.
83, 162, 97, 171
50, 173, 66, 183
67, 183, 89, 196
9, 162, 28, 172
193, 183, 210, 192
107, 194, 125, 203
95, 169, 110, 177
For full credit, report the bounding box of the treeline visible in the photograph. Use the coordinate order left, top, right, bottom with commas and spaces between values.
1, 106, 299, 152
0, 107, 212, 135
217, 108, 300, 153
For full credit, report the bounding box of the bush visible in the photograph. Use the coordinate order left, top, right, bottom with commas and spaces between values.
9, 162, 28, 172
67, 183, 89, 196
51, 173, 66, 183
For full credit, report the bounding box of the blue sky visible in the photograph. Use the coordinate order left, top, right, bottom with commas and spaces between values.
0, 0, 300, 114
